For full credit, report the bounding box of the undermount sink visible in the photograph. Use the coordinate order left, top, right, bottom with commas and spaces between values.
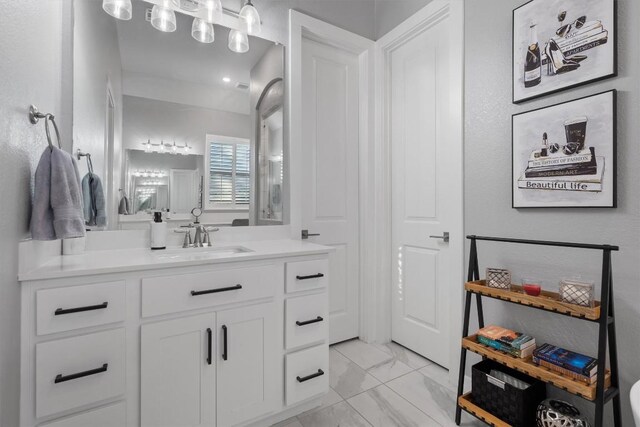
153, 245, 253, 260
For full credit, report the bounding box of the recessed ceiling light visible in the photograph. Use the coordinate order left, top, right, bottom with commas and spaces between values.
222, 77, 231, 83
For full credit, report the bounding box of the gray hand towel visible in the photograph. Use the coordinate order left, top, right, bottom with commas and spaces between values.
118, 192, 131, 215
30, 147, 86, 240
82, 172, 107, 227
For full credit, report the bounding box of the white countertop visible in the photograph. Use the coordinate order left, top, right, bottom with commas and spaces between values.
19, 240, 333, 282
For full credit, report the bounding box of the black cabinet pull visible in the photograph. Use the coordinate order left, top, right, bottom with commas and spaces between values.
54, 363, 108, 384
222, 325, 228, 361
190, 284, 242, 296
296, 369, 324, 383
296, 274, 324, 281
206, 328, 212, 365
54, 302, 108, 316
296, 316, 324, 326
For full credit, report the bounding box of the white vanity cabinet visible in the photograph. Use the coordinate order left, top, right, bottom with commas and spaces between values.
20, 243, 331, 427
141, 313, 216, 427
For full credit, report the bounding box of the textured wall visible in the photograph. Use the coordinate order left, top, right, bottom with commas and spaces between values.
464, 0, 640, 424
0, 2, 67, 425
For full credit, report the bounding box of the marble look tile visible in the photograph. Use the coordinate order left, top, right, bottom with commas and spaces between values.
329, 349, 381, 399
373, 342, 432, 369
347, 385, 441, 427
367, 359, 414, 383
271, 417, 304, 427
298, 388, 344, 417
332, 339, 394, 370
386, 371, 459, 426
298, 401, 372, 427
418, 364, 472, 394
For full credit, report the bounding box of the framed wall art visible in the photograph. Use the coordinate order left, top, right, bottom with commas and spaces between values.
512, 90, 616, 208
513, 0, 616, 104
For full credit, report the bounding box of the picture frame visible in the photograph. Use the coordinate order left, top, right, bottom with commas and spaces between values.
512, 90, 616, 208
512, 0, 617, 104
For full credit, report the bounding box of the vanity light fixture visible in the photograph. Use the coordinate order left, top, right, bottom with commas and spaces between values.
102, 0, 132, 20
141, 140, 192, 155
192, 17, 215, 43
151, 4, 177, 32
228, 29, 249, 53
239, 0, 261, 35
222, 77, 231, 83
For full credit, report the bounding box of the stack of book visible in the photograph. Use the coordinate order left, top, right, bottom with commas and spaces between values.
518, 147, 605, 192
533, 344, 598, 384
542, 20, 609, 64
477, 325, 536, 358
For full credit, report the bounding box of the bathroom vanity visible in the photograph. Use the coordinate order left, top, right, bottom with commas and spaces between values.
19, 240, 332, 427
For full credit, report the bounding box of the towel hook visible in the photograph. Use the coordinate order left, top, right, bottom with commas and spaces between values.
29, 105, 62, 151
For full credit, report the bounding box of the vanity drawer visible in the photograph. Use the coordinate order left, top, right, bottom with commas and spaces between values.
285, 259, 328, 293
285, 293, 328, 350
36, 281, 126, 336
141, 264, 280, 317
285, 344, 329, 406
38, 401, 126, 427
36, 328, 126, 418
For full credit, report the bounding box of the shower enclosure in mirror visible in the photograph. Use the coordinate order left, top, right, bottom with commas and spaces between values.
72, 0, 286, 229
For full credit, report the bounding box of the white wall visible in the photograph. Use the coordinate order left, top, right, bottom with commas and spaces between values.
0, 2, 69, 425
122, 95, 251, 155
465, 0, 640, 424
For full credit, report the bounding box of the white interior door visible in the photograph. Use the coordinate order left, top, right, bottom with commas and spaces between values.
389, 15, 458, 368
301, 37, 360, 344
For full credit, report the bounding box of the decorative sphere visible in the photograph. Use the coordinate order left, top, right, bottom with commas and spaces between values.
549, 143, 560, 153
536, 399, 590, 427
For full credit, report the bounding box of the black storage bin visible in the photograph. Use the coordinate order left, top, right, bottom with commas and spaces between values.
472, 359, 546, 427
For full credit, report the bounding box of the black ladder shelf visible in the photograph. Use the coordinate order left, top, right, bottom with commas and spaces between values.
455, 235, 621, 427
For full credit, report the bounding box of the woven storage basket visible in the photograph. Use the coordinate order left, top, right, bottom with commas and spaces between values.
472, 360, 546, 427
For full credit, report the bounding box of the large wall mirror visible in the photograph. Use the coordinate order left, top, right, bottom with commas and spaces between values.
72, 0, 287, 230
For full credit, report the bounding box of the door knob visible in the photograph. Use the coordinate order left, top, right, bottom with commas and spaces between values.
429, 232, 450, 243
301, 230, 320, 240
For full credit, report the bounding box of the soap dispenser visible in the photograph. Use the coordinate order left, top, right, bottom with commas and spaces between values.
150, 211, 167, 250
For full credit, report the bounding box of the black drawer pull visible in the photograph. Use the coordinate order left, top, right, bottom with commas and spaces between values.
54, 363, 108, 384
296, 273, 324, 281
206, 328, 212, 365
55, 302, 108, 316
222, 325, 228, 361
297, 369, 324, 383
191, 284, 242, 296
296, 316, 324, 326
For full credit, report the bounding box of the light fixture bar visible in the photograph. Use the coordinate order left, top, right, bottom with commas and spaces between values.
140, 0, 253, 32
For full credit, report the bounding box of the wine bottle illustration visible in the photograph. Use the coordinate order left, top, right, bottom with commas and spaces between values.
524, 23, 542, 87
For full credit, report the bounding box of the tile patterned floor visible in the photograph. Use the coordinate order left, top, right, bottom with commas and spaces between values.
274, 339, 484, 427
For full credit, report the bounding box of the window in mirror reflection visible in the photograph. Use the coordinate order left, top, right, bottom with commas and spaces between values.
206, 135, 250, 210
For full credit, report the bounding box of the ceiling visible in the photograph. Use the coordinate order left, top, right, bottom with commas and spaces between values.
115, 0, 275, 90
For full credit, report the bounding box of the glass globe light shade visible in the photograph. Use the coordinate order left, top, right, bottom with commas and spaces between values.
192, 18, 215, 43
102, 0, 132, 20
151, 5, 177, 32
228, 29, 249, 53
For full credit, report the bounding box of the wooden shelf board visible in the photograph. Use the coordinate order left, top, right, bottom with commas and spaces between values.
465, 280, 601, 321
458, 393, 511, 427
462, 335, 610, 401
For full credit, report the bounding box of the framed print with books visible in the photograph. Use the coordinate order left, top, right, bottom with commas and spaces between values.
512, 90, 616, 208
513, 0, 616, 104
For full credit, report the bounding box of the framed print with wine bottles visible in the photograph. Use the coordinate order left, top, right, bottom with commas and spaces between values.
512, 0, 616, 104
512, 90, 616, 208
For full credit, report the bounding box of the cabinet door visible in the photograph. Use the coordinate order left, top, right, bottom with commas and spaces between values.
216, 303, 280, 427
141, 313, 216, 427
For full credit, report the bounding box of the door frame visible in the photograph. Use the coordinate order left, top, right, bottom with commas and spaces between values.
374, 0, 465, 383
288, 11, 376, 341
